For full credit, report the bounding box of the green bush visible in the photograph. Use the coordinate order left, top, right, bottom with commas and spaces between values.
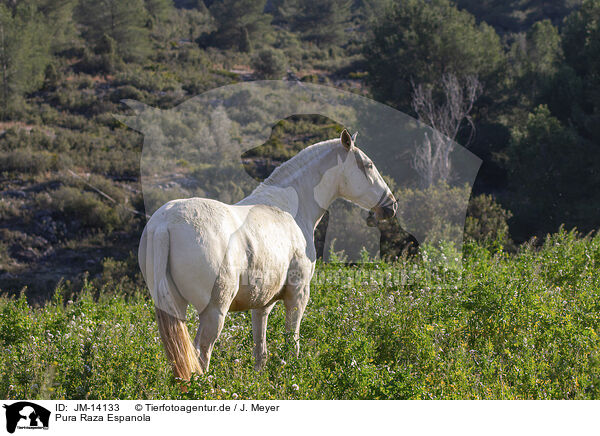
115, 66, 181, 93
95, 253, 144, 295
251, 49, 287, 79
0, 149, 56, 174
465, 194, 513, 249
394, 182, 472, 245
109, 85, 144, 103
379, 184, 513, 258
48, 186, 122, 231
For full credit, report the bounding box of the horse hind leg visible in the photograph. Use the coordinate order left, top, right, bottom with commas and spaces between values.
193, 273, 239, 373
193, 305, 226, 373
252, 302, 276, 370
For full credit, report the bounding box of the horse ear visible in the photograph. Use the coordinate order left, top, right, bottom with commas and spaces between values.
340, 129, 353, 150
351, 131, 358, 143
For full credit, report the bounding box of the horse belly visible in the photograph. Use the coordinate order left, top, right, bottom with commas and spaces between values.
228, 218, 297, 311
229, 258, 289, 311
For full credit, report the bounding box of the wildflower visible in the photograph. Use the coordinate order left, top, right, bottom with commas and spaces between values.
281, 359, 286, 366
291, 384, 299, 391
234, 359, 240, 364
232, 393, 238, 399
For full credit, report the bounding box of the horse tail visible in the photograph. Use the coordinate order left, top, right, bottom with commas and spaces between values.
155, 307, 203, 381
147, 223, 203, 381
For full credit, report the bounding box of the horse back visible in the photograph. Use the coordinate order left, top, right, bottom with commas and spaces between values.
146, 198, 309, 312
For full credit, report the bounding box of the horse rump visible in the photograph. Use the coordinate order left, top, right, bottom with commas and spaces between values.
142, 219, 203, 381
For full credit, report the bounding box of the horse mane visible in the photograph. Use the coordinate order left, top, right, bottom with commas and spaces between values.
260, 138, 339, 188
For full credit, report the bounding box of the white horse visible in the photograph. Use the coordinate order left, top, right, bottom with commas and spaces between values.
138, 129, 397, 380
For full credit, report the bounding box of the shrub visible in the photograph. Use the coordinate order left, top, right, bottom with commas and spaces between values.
394, 182, 472, 246
114, 66, 181, 93
95, 253, 143, 295
251, 49, 287, 79
465, 194, 513, 249
109, 85, 144, 103
0, 149, 55, 174
49, 187, 121, 231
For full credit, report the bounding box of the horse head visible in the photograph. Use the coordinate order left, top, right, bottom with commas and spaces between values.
337, 129, 397, 223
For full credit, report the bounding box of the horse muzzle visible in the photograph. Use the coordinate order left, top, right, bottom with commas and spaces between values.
367, 194, 397, 226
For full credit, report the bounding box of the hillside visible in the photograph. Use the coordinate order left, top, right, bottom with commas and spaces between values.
2, 0, 600, 299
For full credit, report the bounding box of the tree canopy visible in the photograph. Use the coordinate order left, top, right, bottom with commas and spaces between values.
364, 0, 505, 111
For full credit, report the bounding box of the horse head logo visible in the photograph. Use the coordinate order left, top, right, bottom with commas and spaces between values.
117, 81, 481, 264
3, 402, 50, 433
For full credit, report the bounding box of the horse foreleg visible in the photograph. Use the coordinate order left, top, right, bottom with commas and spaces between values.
193, 305, 227, 373
283, 284, 310, 357
251, 302, 276, 370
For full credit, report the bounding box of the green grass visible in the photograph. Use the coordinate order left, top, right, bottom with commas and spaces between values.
1, 229, 600, 400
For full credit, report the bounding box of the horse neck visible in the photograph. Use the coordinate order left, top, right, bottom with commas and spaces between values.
240, 141, 341, 237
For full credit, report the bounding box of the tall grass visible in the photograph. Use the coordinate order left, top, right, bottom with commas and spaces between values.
1, 229, 599, 399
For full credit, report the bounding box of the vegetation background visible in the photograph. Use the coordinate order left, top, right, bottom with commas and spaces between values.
0, 0, 599, 399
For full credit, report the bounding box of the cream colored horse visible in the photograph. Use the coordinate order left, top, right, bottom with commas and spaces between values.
138, 130, 397, 380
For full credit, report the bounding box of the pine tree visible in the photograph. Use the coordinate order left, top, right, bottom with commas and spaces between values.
364, 0, 504, 111
277, 0, 351, 46
201, 0, 271, 52
36, 0, 78, 53
76, 0, 151, 61
0, 3, 51, 117
509, 20, 562, 103
145, 0, 173, 25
